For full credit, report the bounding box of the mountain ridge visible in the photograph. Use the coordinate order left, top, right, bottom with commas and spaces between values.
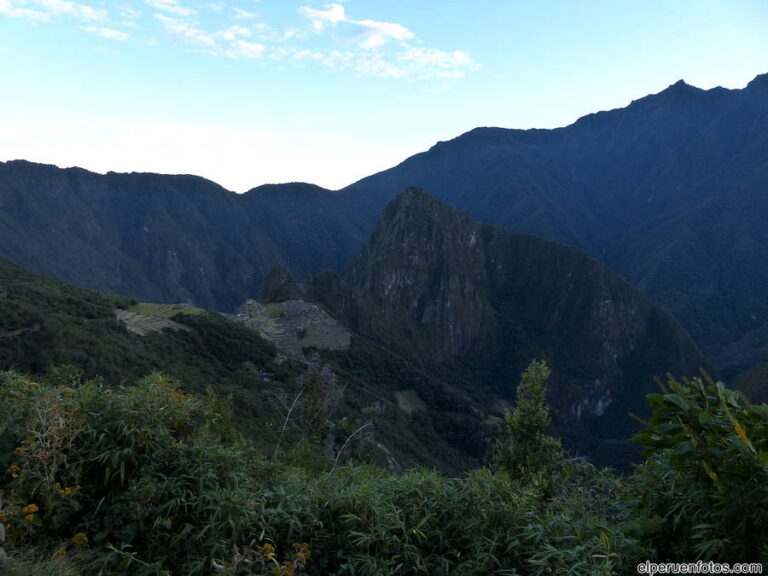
1, 72, 766, 379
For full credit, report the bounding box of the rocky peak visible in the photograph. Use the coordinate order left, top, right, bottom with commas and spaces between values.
308, 188, 709, 461
347, 187, 494, 358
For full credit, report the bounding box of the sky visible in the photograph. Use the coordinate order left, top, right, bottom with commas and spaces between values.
1, 1, 767, 192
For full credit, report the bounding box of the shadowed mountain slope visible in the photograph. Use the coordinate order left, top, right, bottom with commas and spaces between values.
340, 75, 768, 376
0, 162, 368, 311
296, 188, 710, 464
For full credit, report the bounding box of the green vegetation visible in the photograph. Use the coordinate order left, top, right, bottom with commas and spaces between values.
493, 360, 566, 494
0, 257, 305, 451
0, 256, 494, 473
2, 256, 767, 572
128, 302, 205, 318
262, 303, 283, 319
1, 364, 766, 575
629, 374, 768, 561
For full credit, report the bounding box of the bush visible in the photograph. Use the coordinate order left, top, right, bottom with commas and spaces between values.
0, 371, 266, 575
628, 374, 768, 562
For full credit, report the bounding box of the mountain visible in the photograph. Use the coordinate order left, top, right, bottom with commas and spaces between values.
0, 161, 368, 311
0, 184, 711, 468
340, 74, 768, 378
1, 73, 766, 379
291, 188, 709, 465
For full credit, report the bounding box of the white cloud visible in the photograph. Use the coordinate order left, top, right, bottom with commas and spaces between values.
225, 39, 264, 59
354, 19, 412, 49
0, 0, 105, 21
290, 3, 476, 79
0, 0, 478, 82
83, 25, 129, 40
321, 50, 403, 78
117, 6, 141, 26
269, 46, 325, 63
397, 47, 479, 79
221, 24, 251, 41
299, 3, 413, 49
233, 8, 256, 20
295, 47, 479, 80
155, 13, 216, 46
145, 0, 193, 17
154, 15, 267, 59
0, 5, 51, 21
299, 3, 346, 32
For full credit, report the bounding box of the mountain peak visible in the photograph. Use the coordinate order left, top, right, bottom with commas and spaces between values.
381, 186, 462, 227
746, 72, 768, 92
658, 78, 704, 98
399, 185, 430, 202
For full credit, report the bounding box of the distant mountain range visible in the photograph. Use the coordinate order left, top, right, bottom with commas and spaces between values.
1, 72, 766, 380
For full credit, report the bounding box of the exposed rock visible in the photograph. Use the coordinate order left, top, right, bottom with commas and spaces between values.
115, 309, 192, 336
234, 299, 351, 360
394, 389, 427, 414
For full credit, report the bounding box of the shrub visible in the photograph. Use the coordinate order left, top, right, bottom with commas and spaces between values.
628, 374, 768, 562
0, 371, 266, 575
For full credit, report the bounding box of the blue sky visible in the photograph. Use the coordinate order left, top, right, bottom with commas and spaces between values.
1, 0, 767, 191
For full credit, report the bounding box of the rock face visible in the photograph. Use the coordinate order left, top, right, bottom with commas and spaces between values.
308, 188, 709, 461
345, 187, 496, 359
234, 299, 351, 360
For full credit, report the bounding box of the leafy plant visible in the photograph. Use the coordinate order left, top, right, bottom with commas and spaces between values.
628, 374, 768, 561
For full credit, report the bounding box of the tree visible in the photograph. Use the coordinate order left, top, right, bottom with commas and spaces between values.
493, 360, 565, 491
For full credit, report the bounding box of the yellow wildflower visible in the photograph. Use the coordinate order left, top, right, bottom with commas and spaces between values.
24, 514, 35, 521
259, 542, 277, 561
733, 421, 749, 444
21, 503, 39, 514
9, 465, 20, 475
271, 563, 296, 576
293, 542, 311, 565
70, 532, 88, 547
13, 446, 27, 456
708, 471, 719, 482
54, 547, 67, 559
